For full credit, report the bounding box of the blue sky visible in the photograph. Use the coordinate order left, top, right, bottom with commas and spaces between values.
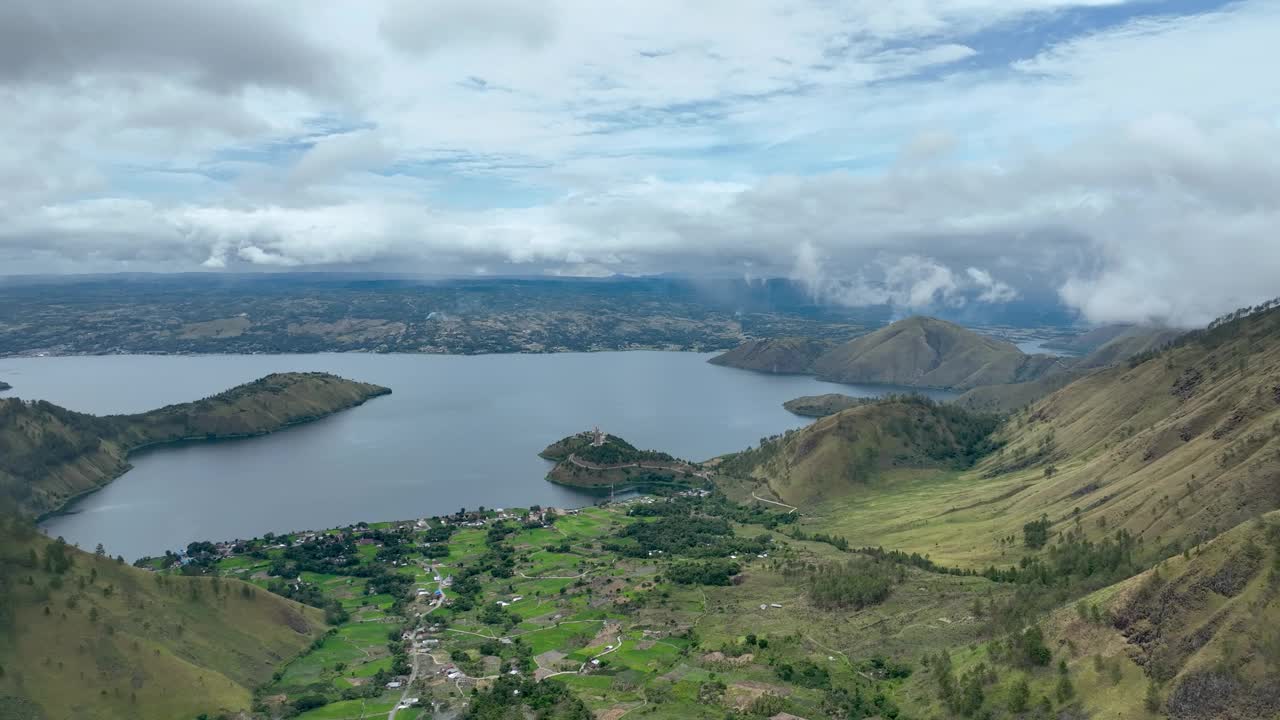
1, 0, 1278, 326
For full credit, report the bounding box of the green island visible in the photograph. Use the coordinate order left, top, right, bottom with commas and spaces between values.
0, 372, 391, 519
541, 430, 707, 491
3, 301, 1280, 720
781, 393, 871, 418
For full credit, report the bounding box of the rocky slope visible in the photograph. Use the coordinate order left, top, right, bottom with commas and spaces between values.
0, 372, 390, 518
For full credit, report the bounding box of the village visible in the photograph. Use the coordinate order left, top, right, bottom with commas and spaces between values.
132, 483, 910, 720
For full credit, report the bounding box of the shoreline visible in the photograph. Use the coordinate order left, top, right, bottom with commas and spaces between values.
34, 389, 392, 523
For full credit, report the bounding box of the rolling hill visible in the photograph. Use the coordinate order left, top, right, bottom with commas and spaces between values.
0, 372, 391, 519
718, 396, 1001, 506
0, 518, 326, 719
706, 337, 832, 374
761, 302, 1280, 570
811, 316, 1064, 389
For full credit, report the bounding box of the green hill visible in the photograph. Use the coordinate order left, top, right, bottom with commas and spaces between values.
719, 396, 1001, 506
782, 302, 1280, 571
1042, 512, 1280, 720
812, 316, 1065, 390
0, 372, 390, 519
0, 518, 326, 719
541, 430, 701, 489
782, 393, 872, 417
707, 337, 832, 374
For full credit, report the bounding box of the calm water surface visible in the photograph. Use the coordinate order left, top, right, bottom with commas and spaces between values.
0, 352, 952, 559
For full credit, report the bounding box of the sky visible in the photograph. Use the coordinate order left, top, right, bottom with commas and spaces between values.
1, 0, 1278, 327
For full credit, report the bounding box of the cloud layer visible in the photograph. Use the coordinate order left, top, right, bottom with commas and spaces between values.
1, 0, 1278, 327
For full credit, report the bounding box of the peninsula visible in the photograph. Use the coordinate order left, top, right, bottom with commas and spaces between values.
541, 428, 707, 489
0, 372, 391, 518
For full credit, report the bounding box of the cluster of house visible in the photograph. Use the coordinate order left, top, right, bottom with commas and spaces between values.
402, 625, 442, 654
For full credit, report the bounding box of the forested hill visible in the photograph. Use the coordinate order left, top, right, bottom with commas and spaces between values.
0, 372, 390, 518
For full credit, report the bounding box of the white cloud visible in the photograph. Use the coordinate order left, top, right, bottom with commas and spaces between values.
2, 0, 1279, 328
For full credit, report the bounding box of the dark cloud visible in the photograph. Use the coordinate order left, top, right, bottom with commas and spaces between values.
0, 0, 340, 95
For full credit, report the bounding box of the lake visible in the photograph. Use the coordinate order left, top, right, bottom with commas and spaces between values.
0, 352, 953, 560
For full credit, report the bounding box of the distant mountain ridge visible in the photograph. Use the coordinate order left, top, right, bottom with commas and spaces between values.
0, 372, 390, 518
710, 315, 1067, 391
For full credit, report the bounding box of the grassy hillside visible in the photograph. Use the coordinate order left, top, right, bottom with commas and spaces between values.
953, 368, 1093, 414
0, 372, 391, 519
812, 316, 1065, 390
793, 303, 1280, 571
1041, 512, 1280, 720
0, 518, 325, 719
707, 337, 832, 374
1042, 323, 1142, 353
782, 393, 871, 417
1073, 326, 1183, 370
718, 396, 1001, 506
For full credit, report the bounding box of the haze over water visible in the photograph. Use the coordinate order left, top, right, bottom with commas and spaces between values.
0, 352, 954, 560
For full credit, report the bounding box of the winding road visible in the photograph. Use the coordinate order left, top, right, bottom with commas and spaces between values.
388, 566, 445, 720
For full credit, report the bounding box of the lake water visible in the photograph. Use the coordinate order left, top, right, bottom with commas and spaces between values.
0, 352, 953, 560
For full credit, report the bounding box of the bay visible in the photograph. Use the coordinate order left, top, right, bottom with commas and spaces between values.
0, 352, 953, 560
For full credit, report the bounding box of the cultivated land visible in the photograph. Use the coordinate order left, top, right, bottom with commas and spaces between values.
0, 275, 876, 357
116, 495, 1037, 720
0, 372, 390, 518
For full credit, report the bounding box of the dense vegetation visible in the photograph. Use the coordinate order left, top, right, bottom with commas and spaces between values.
791, 558, 900, 609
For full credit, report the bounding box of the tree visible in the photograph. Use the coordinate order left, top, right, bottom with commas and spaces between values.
1144, 681, 1162, 713
95, 543, 106, 556
1008, 677, 1030, 713
1055, 671, 1074, 702
1015, 626, 1052, 667
1023, 515, 1051, 549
